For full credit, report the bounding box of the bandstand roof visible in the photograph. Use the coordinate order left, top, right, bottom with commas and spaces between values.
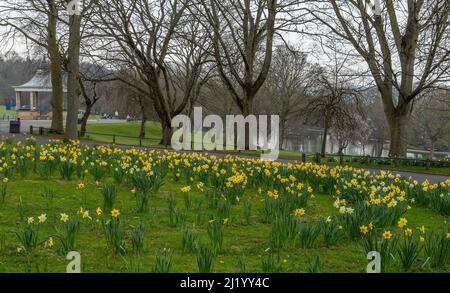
13, 69, 67, 93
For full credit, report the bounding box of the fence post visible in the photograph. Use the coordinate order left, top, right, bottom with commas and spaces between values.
301, 153, 306, 163
425, 159, 431, 170
139, 137, 142, 147
39, 127, 44, 135
113, 135, 116, 144
315, 153, 321, 164
29, 125, 33, 135
394, 157, 399, 168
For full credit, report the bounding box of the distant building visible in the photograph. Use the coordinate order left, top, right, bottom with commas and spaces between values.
13, 68, 67, 120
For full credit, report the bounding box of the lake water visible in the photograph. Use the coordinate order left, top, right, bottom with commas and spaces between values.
283, 129, 449, 159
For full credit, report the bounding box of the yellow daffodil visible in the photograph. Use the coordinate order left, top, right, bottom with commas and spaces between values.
383, 230, 393, 239
293, 208, 305, 216
404, 228, 413, 237
96, 207, 102, 216
46, 237, 54, 248
360, 225, 369, 234
111, 209, 120, 218
38, 214, 47, 223
60, 213, 69, 222
397, 218, 408, 228
181, 186, 191, 193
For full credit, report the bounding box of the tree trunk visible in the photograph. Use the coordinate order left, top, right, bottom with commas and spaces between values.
377, 138, 384, 157
321, 117, 330, 156
241, 93, 255, 149
160, 119, 173, 146
47, 0, 64, 133
140, 118, 147, 140
64, 12, 82, 141
280, 118, 286, 150
387, 111, 409, 157
79, 102, 92, 137
429, 140, 435, 160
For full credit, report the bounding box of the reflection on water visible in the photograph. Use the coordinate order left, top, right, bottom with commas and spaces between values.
283, 129, 449, 159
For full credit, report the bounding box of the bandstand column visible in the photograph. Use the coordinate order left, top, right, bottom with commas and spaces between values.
15, 91, 21, 110
30, 92, 34, 110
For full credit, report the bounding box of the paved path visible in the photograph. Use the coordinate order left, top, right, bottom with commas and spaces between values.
1, 133, 449, 183
363, 168, 448, 183
0, 119, 127, 134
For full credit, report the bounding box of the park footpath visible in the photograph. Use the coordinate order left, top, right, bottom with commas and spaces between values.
2, 133, 449, 184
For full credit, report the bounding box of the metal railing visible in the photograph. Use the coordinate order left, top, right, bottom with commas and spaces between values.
29, 126, 161, 147
0, 114, 17, 120
302, 153, 450, 169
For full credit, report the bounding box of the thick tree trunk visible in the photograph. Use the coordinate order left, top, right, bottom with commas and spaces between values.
160, 119, 173, 146
241, 93, 255, 149
79, 102, 92, 137
47, 0, 64, 133
387, 111, 409, 157
64, 13, 82, 141
140, 118, 147, 140
150, 93, 173, 146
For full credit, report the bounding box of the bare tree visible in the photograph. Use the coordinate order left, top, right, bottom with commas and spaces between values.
195, 0, 279, 117
0, 0, 66, 132
306, 0, 450, 157
330, 111, 372, 155
411, 90, 450, 158
77, 63, 116, 137
92, 0, 194, 145
1, 0, 99, 137
78, 78, 100, 137
304, 55, 362, 156
263, 44, 312, 148
364, 92, 389, 157
64, 0, 82, 140
167, 13, 215, 118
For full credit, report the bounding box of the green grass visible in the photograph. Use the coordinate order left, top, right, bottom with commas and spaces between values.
0, 105, 16, 116
0, 174, 449, 273
83, 122, 163, 146
82, 114, 102, 120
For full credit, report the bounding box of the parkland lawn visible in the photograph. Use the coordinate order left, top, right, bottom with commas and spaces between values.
0, 175, 448, 272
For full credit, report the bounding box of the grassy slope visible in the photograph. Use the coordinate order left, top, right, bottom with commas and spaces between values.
84, 121, 163, 146
83, 122, 450, 175
0, 105, 16, 116
0, 174, 448, 273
